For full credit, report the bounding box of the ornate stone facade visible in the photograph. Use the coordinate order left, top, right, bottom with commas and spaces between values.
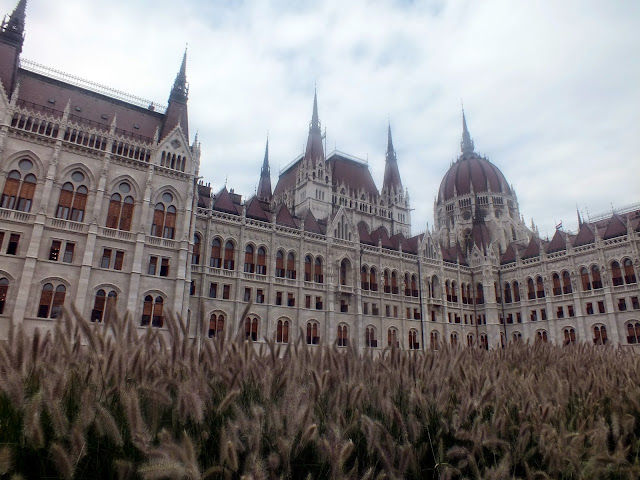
1, 1, 639, 350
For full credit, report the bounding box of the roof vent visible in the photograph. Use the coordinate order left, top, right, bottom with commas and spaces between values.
74, 106, 82, 112
133, 124, 140, 129
101, 114, 108, 120
47, 98, 55, 104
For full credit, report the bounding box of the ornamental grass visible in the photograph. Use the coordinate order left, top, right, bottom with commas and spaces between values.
1, 308, 640, 479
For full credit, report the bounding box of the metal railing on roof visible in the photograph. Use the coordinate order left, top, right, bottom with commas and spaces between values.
19, 59, 167, 113
587, 202, 640, 223
327, 150, 368, 165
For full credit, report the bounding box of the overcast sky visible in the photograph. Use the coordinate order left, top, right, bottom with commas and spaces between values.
14, 0, 640, 238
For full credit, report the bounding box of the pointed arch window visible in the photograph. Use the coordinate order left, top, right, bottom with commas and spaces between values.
391, 271, 398, 294
275, 250, 285, 278
286, 252, 296, 279
580, 267, 591, 291
276, 319, 289, 343
480, 333, 489, 350
404, 273, 411, 296
430, 331, 439, 350
512, 281, 520, 302
306, 255, 313, 282
552, 273, 561, 296
210, 238, 222, 268
245, 317, 259, 341
106, 182, 135, 231
141, 295, 164, 327
536, 330, 548, 343
369, 267, 377, 291
536, 276, 545, 298
624, 259, 636, 284
467, 333, 474, 347
591, 266, 602, 289
611, 261, 623, 286
476, 283, 484, 304
408, 329, 419, 350
256, 247, 267, 275
387, 327, 399, 348
244, 245, 255, 273
314, 257, 324, 283
593, 325, 607, 345
1, 168, 37, 212
223, 241, 235, 270
503, 282, 512, 303
361, 266, 369, 290
209, 314, 225, 338
365, 325, 377, 347
563, 327, 576, 346
91, 289, 117, 322
384, 270, 391, 293
450, 332, 458, 347
0, 278, 8, 315
306, 321, 319, 345
562, 271, 572, 294
37, 283, 66, 318
527, 278, 535, 299
627, 322, 640, 344
337, 324, 349, 347
192, 235, 201, 265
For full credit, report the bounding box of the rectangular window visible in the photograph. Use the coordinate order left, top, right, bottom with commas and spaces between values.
556, 307, 564, 319
6, 234, 19, 255
455, 314, 460, 324
159, 258, 169, 277
0, 232, 4, 251
243, 287, 251, 302
632, 296, 640, 310
209, 283, 217, 298
464, 314, 468, 324
586, 302, 594, 315
62, 243, 75, 263
287, 293, 295, 307
448, 312, 451, 323
190, 281, 196, 296
102, 249, 112, 268
414, 308, 420, 320
516, 312, 522, 323
406, 307, 411, 319
530, 310, 537, 321
372, 303, 379, 315
114, 251, 124, 270
49, 240, 62, 261
431, 311, 436, 322
618, 298, 627, 311
394, 306, 398, 318
256, 289, 264, 304
340, 300, 348, 313
316, 296, 323, 310
598, 301, 605, 314
385, 305, 390, 317
148, 256, 157, 275
276, 291, 282, 306
567, 305, 575, 317
541, 308, 547, 321
363, 302, 369, 315
507, 313, 513, 324
305, 295, 311, 309
222, 284, 231, 300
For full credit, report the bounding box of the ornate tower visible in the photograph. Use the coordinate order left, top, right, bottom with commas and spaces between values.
160, 49, 189, 142
381, 124, 411, 236
0, 0, 27, 96
256, 138, 272, 202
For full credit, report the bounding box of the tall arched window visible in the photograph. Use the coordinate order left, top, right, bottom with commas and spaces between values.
91, 289, 117, 322
369, 267, 378, 291
1, 160, 37, 212
623, 259, 636, 284
591, 266, 603, 289
611, 261, 623, 286
0, 278, 8, 315
306, 321, 319, 345
387, 327, 399, 348
562, 271, 572, 294
512, 281, 520, 302
480, 333, 488, 350
223, 241, 235, 270
56, 171, 88, 222
504, 282, 512, 303
256, 247, 267, 275
365, 325, 377, 347
593, 325, 607, 345
627, 323, 640, 344
361, 266, 369, 290
244, 245, 255, 273
106, 182, 134, 230
391, 271, 398, 294
337, 324, 349, 347
384, 270, 391, 293
536, 330, 548, 343
450, 332, 458, 347
340, 259, 350, 286
141, 295, 164, 327
37, 283, 66, 318
314, 257, 323, 283
404, 273, 411, 296
408, 329, 419, 350
476, 283, 484, 304
411, 275, 419, 297
286, 252, 296, 279
210, 238, 222, 268
552, 273, 561, 296
563, 327, 576, 346
245, 317, 259, 341
192, 235, 201, 265
527, 278, 535, 299
275, 250, 285, 277
580, 267, 591, 291
208, 314, 224, 338
430, 331, 439, 350
276, 319, 289, 343
467, 333, 474, 347
536, 276, 545, 298
305, 255, 313, 281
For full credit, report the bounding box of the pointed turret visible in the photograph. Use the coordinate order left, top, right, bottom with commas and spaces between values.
256, 137, 272, 202
576, 207, 582, 227
303, 89, 324, 168
0, 0, 27, 95
382, 123, 403, 194
160, 49, 189, 142
461, 109, 475, 154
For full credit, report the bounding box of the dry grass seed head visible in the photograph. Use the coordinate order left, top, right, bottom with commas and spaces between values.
49, 442, 74, 480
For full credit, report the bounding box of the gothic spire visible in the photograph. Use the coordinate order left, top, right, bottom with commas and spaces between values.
0, 0, 27, 95
576, 206, 582, 227
1, 0, 27, 48
169, 48, 188, 104
303, 89, 324, 168
257, 137, 272, 201
160, 49, 190, 141
382, 123, 403, 194
461, 108, 475, 154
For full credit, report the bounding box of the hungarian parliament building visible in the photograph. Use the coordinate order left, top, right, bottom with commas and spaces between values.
1, 1, 639, 350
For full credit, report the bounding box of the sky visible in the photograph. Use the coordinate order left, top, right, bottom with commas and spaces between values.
12, 0, 640, 238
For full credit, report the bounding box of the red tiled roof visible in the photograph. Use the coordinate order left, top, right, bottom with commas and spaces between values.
603, 214, 627, 240
212, 187, 240, 215
358, 221, 374, 245
437, 152, 511, 204
546, 230, 567, 253
573, 223, 595, 247
328, 153, 379, 197
197, 184, 211, 209
501, 243, 516, 264
472, 222, 492, 255
245, 196, 270, 222
370, 226, 394, 249
275, 204, 298, 228
273, 158, 300, 197
403, 234, 422, 255
17, 70, 163, 141
303, 210, 324, 234
522, 236, 541, 259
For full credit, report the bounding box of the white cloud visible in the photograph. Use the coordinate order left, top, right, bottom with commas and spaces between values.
16, 0, 640, 236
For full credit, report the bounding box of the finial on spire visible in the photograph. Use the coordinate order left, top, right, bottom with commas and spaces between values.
169, 47, 188, 103
461, 107, 475, 154
257, 135, 273, 202
387, 122, 395, 157
310, 87, 320, 132
576, 205, 582, 227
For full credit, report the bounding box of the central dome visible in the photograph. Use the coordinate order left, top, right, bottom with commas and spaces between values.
437, 111, 511, 204
437, 152, 511, 204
